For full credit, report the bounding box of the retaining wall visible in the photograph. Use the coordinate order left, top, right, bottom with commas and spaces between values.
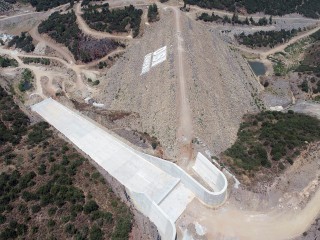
136, 151, 228, 206
193, 153, 227, 193
130, 191, 176, 240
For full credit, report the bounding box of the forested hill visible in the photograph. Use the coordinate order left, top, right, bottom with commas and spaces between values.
0, 85, 133, 240
186, 0, 320, 19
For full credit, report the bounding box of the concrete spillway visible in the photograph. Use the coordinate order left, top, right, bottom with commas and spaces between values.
31, 98, 227, 239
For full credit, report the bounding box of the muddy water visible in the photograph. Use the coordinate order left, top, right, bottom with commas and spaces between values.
248, 61, 266, 76
196, 188, 320, 239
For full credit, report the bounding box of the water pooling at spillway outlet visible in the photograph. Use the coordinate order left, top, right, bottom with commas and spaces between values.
248, 61, 267, 76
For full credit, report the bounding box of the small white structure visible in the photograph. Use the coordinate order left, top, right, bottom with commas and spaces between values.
92, 102, 104, 108
84, 97, 94, 104
270, 106, 284, 111
0, 33, 13, 44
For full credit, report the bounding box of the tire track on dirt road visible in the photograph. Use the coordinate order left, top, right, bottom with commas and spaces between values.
172, 7, 194, 166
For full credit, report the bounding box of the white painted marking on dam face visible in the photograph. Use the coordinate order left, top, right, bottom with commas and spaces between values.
141, 46, 167, 75
141, 52, 152, 75
151, 46, 167, 67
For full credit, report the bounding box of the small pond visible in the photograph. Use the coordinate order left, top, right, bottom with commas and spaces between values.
248, 61, 266, 76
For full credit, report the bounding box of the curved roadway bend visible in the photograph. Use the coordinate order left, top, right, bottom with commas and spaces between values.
3, 2, 320, 239
75, 2, 133, 40
29, 26, 75, 64
234, 25, 320, 59
189, 5, 320, 22
172, 7, 194, 166
180, 187, 320, 239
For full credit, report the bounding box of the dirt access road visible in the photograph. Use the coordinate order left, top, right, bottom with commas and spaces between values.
75, 2, 133, 40
178, 185, 320, 239
172, 6, 194, 166
235, 25, 320, 59
2, 1, 320, 238
188, 4, 320, 22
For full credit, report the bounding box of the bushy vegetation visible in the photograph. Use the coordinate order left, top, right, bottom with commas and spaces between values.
273, 59, 287, 76
198, 12, 271, 26
295, 30, 320, 74
18, 69, 33, 92
224, 111, 320, 171
27, 122, 52, 144
236, 29, 299, 48
39, 11, 120, 62
0, 87, 29, 146
148, 4, 159, 22
0, 56, 18, 68
82, 4, 143, 38
297, 76, 320, 94
0, 85, 134, 239
0, 0, 12, 13
98, 61, 107, 69
22, 57, 50, 65
26, 0, 72, 11
185, 0, 320, 19
8, 32, 34, 53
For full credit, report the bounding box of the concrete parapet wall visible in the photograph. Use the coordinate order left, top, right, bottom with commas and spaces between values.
130, 191, 177, 240
64, 142, 161, 240
136, 151, 228, 206
193, 153, 227, 193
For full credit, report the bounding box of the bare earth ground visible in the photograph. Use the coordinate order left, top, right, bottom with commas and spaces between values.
95, 5, 261, 162
177, 142, 320, 239
95, 6, 179, 158
2, 0, 320, 239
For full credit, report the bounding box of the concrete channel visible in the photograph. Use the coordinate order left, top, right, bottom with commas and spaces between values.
31, 98, 228, 239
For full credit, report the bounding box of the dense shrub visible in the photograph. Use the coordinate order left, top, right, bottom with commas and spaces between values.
22, 57, 50, 65
0, 86, 29, 145
236, 29, 299, 48
28, 122, 52, 144
8, 32, 34, 52
82, 4, 143, 37
38, 11, 120, 62
148, 4, 159, 22
90, 225, 103, 240
84, 200, 99, 214
0, 56, 18, 67
185, 0, 320, 19
111, 216, 132, 240
0, 85, 133, 239
18, 69, 34, 92
225, 111, 320, 170
198, 12, 271, 26
27, 0, 72, 11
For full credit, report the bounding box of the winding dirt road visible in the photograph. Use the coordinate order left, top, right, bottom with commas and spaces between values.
180, 186, 320, 239
29, 26, 75, 64
75, 3, 133, 40
189, 4, 320, 22
2, 1, 320, 239
235, 25, 320, 59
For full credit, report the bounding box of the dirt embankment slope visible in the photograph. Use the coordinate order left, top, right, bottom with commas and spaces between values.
181, 14, 261, 156
95, 6, 261, 159
95, 7, 178, 157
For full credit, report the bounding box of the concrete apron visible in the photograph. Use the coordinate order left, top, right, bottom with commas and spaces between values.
31, 98, 227, 240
